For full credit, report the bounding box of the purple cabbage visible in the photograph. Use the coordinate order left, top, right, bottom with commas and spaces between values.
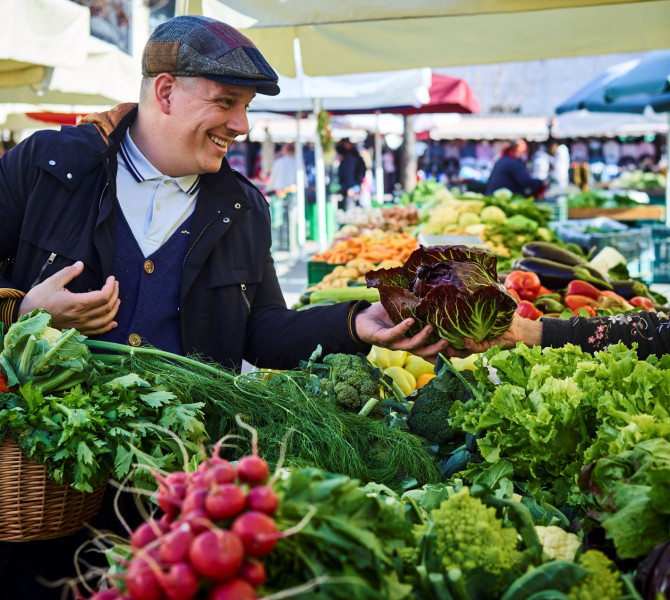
365, 245, 517, 349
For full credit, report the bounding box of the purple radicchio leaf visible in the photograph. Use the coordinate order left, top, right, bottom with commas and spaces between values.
366, 245, 516, 349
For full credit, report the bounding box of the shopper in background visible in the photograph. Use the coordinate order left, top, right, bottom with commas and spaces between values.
335, 137, 366, 209
485, 139, 546, 197
382, 145, 397, 194
268, 141, 297, 193
547, 138, 571, 189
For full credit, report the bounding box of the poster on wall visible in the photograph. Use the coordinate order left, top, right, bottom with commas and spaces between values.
73, 0, 133, 55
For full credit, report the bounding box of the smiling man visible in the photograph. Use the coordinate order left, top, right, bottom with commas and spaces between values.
0, 14, 446, 374
0, 15, 450, 598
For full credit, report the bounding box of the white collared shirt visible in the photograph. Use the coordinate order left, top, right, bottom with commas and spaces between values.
116, 129, 201, 257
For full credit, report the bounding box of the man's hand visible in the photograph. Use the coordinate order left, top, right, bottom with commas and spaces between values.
354, 302, 449, 362
18, 261, 120, 335
442, 313, 544, 358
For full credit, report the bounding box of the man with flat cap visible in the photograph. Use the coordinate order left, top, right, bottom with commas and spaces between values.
0, 15, 447, 597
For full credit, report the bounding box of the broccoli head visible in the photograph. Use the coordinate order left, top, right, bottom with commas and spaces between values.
321, 353, 381, 411
407, 368, 474, 446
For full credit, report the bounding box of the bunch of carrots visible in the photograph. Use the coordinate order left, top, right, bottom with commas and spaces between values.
313, 233, 418, 265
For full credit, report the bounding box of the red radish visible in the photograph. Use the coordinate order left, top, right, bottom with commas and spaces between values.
131, 522, 163, 550
239, 560, 266, 588
88, 590, 122, 600
125, 557, 162, 600
204, 461, 236, 486
158, 524, 194, 564
208, 579, 257, 600
154, 472, 187, 517
205, 483, 247, 520
188, 529, 244, 580
181, 487, 207, 515
247, 486, 279, 515
178, 509, 211, 534
232, 511, 278, 557
160, 562, 199, 600
236, 456, 269, 486
187, 471, 206, 491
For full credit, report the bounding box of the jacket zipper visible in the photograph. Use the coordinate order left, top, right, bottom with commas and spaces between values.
240, 284, 251, 312
30, 252, 57, 289
98, 181, 109, 211
182, 211, 222, 268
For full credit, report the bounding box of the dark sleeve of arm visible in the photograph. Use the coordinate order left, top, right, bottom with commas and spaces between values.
243, 254, 371, 370
509, 159, 545, 195
0, 137, 34, 328
541, 311, 670, 359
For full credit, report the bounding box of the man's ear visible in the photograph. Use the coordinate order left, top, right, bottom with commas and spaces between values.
154, 73, 176, 114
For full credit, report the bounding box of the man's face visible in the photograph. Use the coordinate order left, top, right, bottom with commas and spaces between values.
168, 77, 255, 175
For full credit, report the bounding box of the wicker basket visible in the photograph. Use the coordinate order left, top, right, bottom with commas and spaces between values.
0, 436, 106, 541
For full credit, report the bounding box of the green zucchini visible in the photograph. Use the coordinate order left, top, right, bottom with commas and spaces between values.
309, 287, 380, 304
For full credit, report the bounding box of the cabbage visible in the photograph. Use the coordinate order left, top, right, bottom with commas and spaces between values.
365, 245, 517, 350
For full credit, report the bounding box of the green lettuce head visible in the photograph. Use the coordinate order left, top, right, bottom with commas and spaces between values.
365, 245, 517, 349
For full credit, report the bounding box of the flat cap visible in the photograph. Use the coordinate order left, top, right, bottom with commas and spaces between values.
142, 15, 280, 96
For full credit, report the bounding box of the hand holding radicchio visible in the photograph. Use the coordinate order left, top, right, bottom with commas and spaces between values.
365, 245, 517, 349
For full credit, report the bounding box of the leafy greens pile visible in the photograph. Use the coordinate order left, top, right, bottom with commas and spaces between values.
0, 310, 206, 492
450, 341, 670, 507
366, 245, 517, 349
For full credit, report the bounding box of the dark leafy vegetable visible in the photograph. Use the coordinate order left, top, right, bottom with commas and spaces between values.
366, 245, 517, 350
512, 257, 612, 290
522, 242, 586, 266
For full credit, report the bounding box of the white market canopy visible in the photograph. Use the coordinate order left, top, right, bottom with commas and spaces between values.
250, 69, 431, 113
0, 0, 91, 87
0, 36, 141, 108
184, 0, 670, 77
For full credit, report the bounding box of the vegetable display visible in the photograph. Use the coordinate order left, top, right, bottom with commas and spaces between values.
366, 245, 517, 349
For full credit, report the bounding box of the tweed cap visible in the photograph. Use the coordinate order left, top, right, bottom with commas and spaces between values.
142, 15, 280, 96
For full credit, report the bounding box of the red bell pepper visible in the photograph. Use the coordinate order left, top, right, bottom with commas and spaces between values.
505, 270, 542, 301
516, 300, 543, 321
572, 306, 596, 317
536, 285, 553, 297
506, 288, 522, 304
565, 280, 601, 301
0, 373, 8, 394
629, 296, 656, 312
564, 294, 600, 310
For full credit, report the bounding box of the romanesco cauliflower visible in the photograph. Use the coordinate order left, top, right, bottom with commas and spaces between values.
568, 550, 622, 600
414, 488, 524, 576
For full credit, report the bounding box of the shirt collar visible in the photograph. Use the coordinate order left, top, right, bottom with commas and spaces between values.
119, 129, 201, 195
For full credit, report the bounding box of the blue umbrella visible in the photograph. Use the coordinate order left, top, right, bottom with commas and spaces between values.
555, 58, 670, 114
555, 51, 670, 228
605, 50, 670, 101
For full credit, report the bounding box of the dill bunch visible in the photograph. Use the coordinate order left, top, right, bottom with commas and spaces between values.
91, 346, 440, 492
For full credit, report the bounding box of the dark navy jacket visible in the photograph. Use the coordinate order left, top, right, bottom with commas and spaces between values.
485, 155, 545, 197
0, 105, 364, 370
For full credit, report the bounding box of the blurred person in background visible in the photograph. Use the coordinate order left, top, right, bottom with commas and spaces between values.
485, 139, 546, 197
335, 137, 366, 210
268, 141, 297, 193
547, 138, 571, 189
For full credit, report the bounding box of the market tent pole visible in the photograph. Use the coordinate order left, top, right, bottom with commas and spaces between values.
375, 111, 384, 204
667, 112, 670, 227
313, 97, 328, 252
294, 111, 307, 257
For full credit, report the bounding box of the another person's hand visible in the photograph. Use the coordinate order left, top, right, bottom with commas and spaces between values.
354, 302, 449, 362
18, 261, 120, 335
442, 313, 544, 358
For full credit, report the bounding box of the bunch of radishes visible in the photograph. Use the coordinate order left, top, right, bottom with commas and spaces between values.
86, 430, 294, 600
